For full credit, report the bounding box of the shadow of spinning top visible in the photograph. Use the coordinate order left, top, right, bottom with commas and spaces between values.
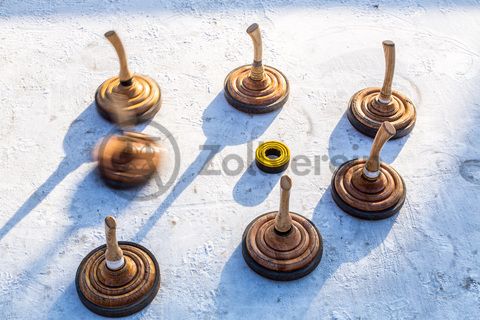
224, 23, 289, 114
76, 216, 160, 317
95, 94, 162, 188
347, 41, 416, 139
95, 30, 161, 124
331, 122, 406, 220
242, 175, 323, 281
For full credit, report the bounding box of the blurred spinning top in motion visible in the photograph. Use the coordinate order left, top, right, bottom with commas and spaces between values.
96, 30, 161, 124
242, 175, 323, 281
347, 40, 416, 138
76, 216, 160, 317
95, 93, 161, 188
331, 121, 406, 220
224, 23, 289, 114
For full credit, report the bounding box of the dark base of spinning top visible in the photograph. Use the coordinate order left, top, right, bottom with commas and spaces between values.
224, 87, 288, 114
241, 212, 323, 281
75, 241, 160, 318
224, 65, 289, 114
100, 172, 154, 189
346, 107, 415, 139
331, 160, 406, 220
347, 88, 416, 139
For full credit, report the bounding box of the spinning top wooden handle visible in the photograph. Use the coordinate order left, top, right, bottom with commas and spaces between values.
104, 216, 125, 270
378, 40, 395, 104
274, 175, 293, 233
246, 23, 265, 81
105, 30, 133, 85
363, 122, 396, 179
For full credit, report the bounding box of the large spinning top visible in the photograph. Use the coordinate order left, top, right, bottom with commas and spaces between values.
331, 122, 406, 220
224, 23, 289, 114
347, 41, 416, 139
96, 30, 161, 124
76, 216, 160, 317
96, 94, 161, 188
242, 175, 323, 281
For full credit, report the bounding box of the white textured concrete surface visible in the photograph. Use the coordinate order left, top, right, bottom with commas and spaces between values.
0, 1, 479, 319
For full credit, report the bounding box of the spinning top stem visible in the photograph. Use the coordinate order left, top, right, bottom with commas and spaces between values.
105, 31, 133, 85
274, 175, 293, 233
378, 40, 395, 104
363, 122, 396, 179
247, 23, 265, 81
104, 216, 125, 270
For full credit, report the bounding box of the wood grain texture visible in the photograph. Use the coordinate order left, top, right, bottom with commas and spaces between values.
104, 31, 133, 83
76, 217, 160, 317
332, 120, 406, 219
333, 159, 404, 212
224, 23, 289, 114
96, 31, 161, 124
104, 216, 124, 269
246, 23, 264, 80
378, 40, 395, 104
97, 132, 161, 188
347, 40, 416, 139
274, 175, 293, 233
332, 121, 405, 218
364, 121, 396, 176
243, 176, 322, 280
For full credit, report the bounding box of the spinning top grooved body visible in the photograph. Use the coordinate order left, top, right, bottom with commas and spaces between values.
347, 41, 416, 139
331, 122, 406, 220
76, 216, 160, 317
242, 176, 323, 281
97, 131, 161, 188
224, 23, 289, 114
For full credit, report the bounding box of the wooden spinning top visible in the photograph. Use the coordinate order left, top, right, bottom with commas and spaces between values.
347, 41, 416, 139
96, 94, 161, 188
95, 30, 161, 124
76, 216, 160, 317
331, 122, 406, 220
224, 23, 289, 114
242, 175, 323, 281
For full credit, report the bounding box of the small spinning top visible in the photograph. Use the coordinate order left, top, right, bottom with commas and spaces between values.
76, 216, 160, 317
95, 30, 161, 124
331, 122, 406, 220
96, 94, 161, 188
347, 41, 416, 139
224, 23, 289, 114
242, 175, 323, 281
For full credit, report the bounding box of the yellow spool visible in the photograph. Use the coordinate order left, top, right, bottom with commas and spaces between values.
255, 141, 290, 173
